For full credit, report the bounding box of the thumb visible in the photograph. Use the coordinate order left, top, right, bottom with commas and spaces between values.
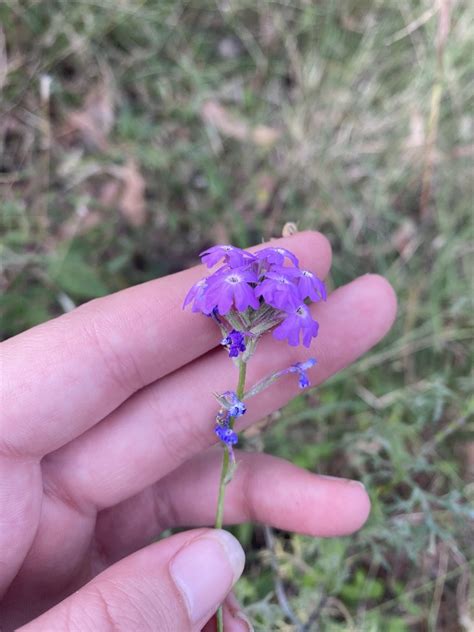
19, 529, 245, 632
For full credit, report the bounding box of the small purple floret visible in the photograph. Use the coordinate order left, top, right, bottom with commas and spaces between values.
288, 358, 317, 388
273, 303, 319, 347
183, 279, 212, 314
220, 391, 247, 418
256, 265, 301, 310
204, 266, 259, 315
221, 329, 246, 358
215, 424, 238, 445
256, 247, 299, 267
298, 270, 327, 302
200, 245, 256, 269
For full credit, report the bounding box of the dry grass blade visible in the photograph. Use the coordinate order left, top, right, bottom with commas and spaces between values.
201, 99, 281, 147
420, 0, 452, 219
111, 160, 147, 227
62, 83, 115, 151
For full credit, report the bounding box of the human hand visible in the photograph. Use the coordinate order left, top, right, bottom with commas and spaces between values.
0, 232, 397, 631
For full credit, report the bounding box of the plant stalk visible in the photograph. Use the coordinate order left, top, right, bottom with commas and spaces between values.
215, 357, 247, 632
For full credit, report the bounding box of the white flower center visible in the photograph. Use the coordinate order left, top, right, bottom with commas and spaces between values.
226, 274, 241, 284
302, 270, 313, 278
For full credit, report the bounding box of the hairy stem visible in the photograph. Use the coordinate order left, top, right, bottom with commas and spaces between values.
215, 357, 247, 632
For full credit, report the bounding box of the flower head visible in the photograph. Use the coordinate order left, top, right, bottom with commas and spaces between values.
273, 303, 319, 347
200, 245, 256, 269
185, 243, 323, 352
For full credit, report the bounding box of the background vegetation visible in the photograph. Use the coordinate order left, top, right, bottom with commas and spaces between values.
1, 1, 473, 629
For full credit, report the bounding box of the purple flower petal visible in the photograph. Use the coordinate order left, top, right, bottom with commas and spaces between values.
298, 270, 327, 302
255, 247, 299, 267
255, 267, 300, 310
183, 279, 212, 314
215, 424, 238, 445
200, 245, 256, 269
273, 303, 319, 348
204, 267, 259, 315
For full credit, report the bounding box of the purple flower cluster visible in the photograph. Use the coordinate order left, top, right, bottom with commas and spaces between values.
184, 244, 326, 349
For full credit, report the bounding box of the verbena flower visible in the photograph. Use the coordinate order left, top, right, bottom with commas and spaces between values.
221, 329, 246, 357
183, 279, 212, 314
204, 266, 260, 314
288, 358, 317, 388
273, 303, 319, 347
200, 245, 256, 269
184, 243, 324, 351
244, 357, 317, 399
255, 247, 299, 267
215, 391, 247, 417
224, 391, 247, 417
298, 269, 327, 302
255, 265, 300, 310
215, 424, 238, 445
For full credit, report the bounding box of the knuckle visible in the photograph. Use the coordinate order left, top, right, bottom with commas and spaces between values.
80, 310, 146, 395
147, 386, 209, 467
70, 582, 157, 632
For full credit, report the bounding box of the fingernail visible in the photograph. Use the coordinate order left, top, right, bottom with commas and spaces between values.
170, 530, 245, 625
319, 474, 366, 489
350, 479, 366, 490
235, 611, 254, 631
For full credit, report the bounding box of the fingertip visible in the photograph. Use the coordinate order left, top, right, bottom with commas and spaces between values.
313, 477, 371, 537
290, 230, 333, 277
211, 529, 246, 582
343, 480, 371, 534
361, 273, 398, 331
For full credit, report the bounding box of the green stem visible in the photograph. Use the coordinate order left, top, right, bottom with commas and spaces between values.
215, 357, 247, 632
214, 448, 229, 530
237, 358, 247, 400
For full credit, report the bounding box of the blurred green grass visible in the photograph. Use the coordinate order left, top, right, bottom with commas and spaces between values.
1, 1, 473, 629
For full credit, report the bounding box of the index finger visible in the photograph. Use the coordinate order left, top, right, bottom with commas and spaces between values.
0, 232, 332, 458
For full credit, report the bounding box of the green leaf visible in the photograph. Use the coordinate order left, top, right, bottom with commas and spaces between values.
48, 251, 108, 299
